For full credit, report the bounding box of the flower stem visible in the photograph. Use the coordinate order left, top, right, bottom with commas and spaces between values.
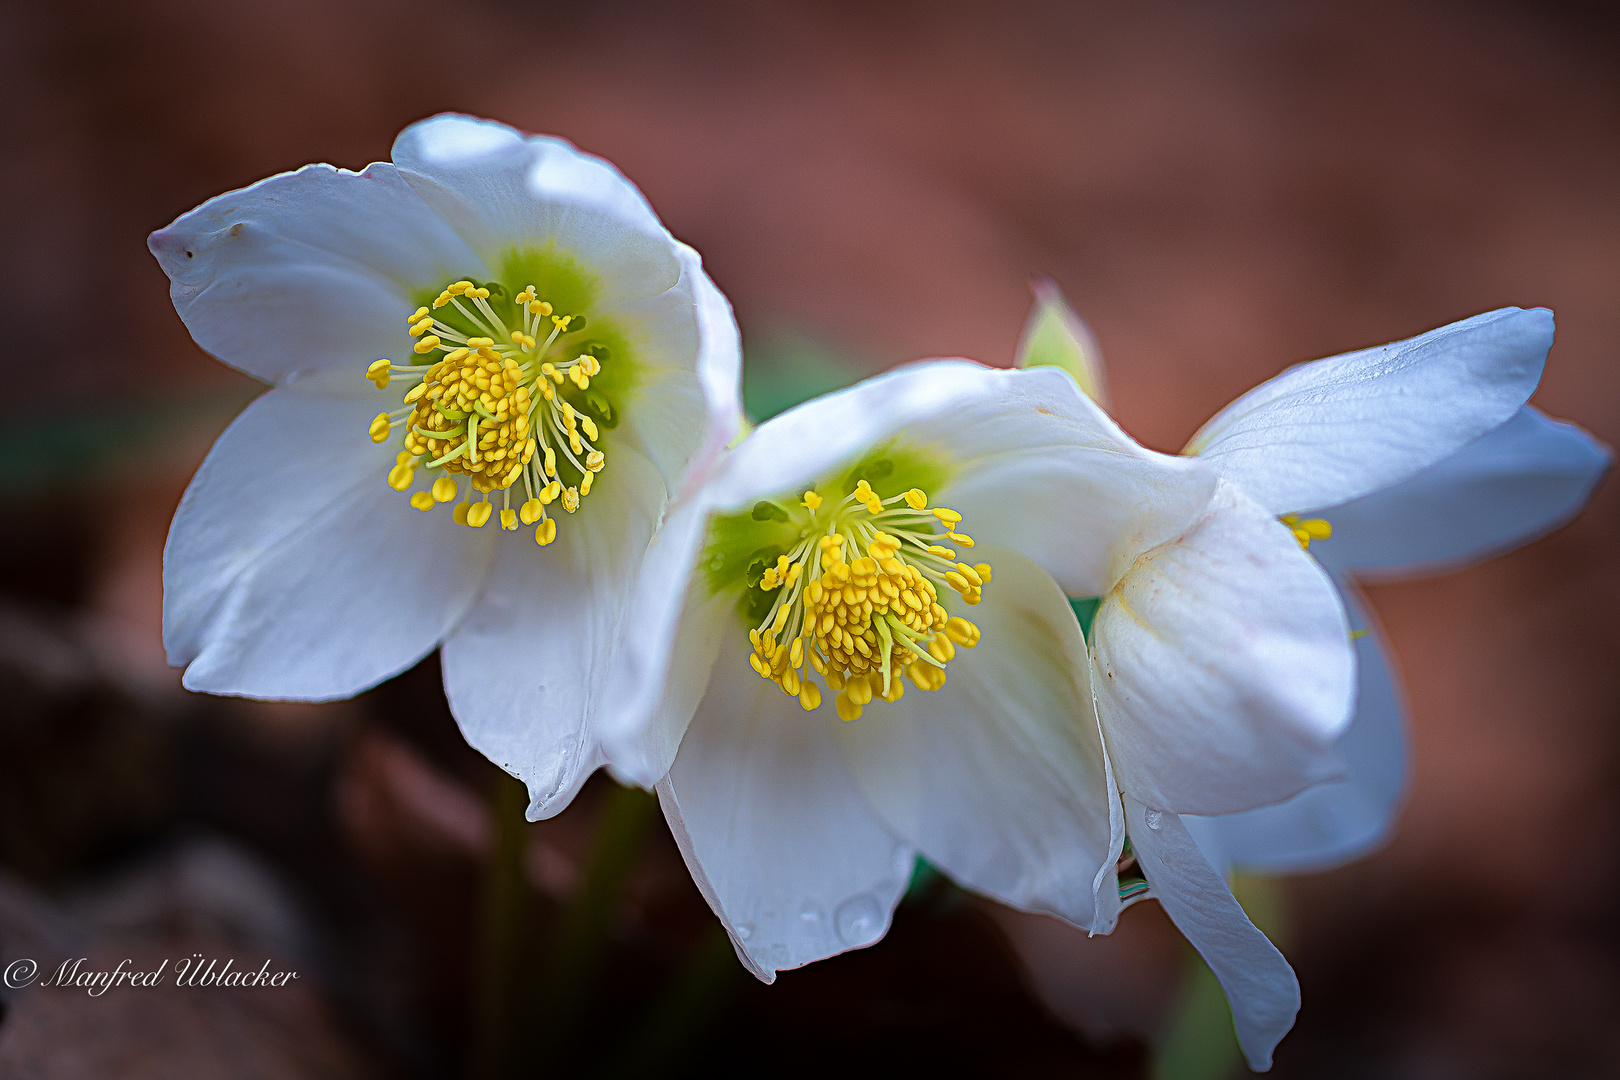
469, 768, 531, 1080
538, 781, 657, 1062
598, 925, 738, 1078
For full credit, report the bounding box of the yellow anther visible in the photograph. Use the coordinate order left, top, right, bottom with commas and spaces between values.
409, 491, 434, 511
799, 682, 822, 711
956, 563, 983, 587
932, 507, 962, 524
579, 472, 594, 496
535, 518, 558, 546
585, 451, 605, 473
944, 617, 980, 647
946, 531, 974, 548
465, 502, 492, 528
403, 383, 427, 404
369, 413, 392, 443
802, 490, 823, 511
499, 508, 518, 530
408, 320, 434, 338
413, 336, 441, 354
544, 447, 557, 478
561, 487, 580, 513
973, 563, 992, 583
387, 464, 414, 490
431, 477, 458, 503
452, 502, 472, 526
408, 307, 431, 324
782, 668, 801, 696
835, 692, 863, 723
580, 416, 599, 441
904, 488, 927, 510
519, 498, 544, 525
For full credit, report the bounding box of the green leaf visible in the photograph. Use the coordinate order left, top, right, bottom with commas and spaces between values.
1069, 596, 1101, 641
1015, 276, 1109, 408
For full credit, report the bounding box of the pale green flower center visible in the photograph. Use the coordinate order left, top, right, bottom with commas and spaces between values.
366, 278, 616, 545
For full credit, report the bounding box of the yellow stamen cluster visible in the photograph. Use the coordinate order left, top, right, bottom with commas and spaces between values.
746, 480, 991, 722
1280, 514, 1332, 550
365, 278, 611, 546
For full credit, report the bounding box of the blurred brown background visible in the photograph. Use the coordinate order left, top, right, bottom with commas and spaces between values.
1, 0, 1617, 1077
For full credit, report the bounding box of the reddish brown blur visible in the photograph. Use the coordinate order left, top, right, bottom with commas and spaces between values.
2, 1, 1617, 1077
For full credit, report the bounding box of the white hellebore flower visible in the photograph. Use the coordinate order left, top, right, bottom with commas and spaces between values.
150, 114, 741, 818
596, 357, 1355, 1071
1018, 284, 1609, 1067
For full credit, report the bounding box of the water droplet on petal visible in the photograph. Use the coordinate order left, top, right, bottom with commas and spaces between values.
734, 923, 754, 940
799, 904, 822, 924
1144, 809, 1163, 831
834, 894, 885, 947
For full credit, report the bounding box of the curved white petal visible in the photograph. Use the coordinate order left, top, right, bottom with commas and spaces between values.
1310, 405, 1611, 579
609, 242, 743, 498
1125, 796, 1299, 1073
391, 114, 681, 306
659, 625, 914, 981
149, 162, 482, 386
596, 494, 729, 789
1092, 480, 1354, 816
835, 547, 1123, 933
165, 388, 495, 698
441, 444, 665, 820
1187, 308, 1554, 514
698, 359, 1215, 597
1185, 573, 1407, 873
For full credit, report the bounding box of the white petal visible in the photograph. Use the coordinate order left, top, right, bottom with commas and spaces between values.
1187, 308, 1554, 514
1092, 480, 1354, 816
699, 359, 1216, 598
1185, 574, 1407, 873
165, 388, 494, 698
1125, 795, 1299, 1072
659, 625, 914, 981
1309, 405, 1611, 579
596, 495, 729, 789
390, 114, 681, 305
149, 162, 482, 386
440, 444, 665, 820
609, 242, 743, 499
835, 547, 1123, 932
1014, 276, 1110, 408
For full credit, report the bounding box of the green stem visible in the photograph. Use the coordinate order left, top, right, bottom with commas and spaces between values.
598, 926, 738, 1078
468, 769, 531, 1080
538, 782, 658, 1064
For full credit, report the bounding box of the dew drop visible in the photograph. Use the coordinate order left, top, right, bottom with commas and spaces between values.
734, 923, 754, 940
799, 904, 822, 924
1144, 809, 1163, 831
834, 894, 885, 947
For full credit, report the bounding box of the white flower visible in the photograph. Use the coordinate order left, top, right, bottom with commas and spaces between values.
594, 356, 1352, 1069
149, 114, 741, 818
1018, 285, 1608, 1067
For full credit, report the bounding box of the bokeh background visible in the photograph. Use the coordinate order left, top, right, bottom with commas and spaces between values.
1, 1, 1617, 1076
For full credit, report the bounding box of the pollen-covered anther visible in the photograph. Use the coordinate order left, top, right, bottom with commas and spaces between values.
366, 276, 614, 543
1280, 513, 1332, 550
743, 480, 990, 721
